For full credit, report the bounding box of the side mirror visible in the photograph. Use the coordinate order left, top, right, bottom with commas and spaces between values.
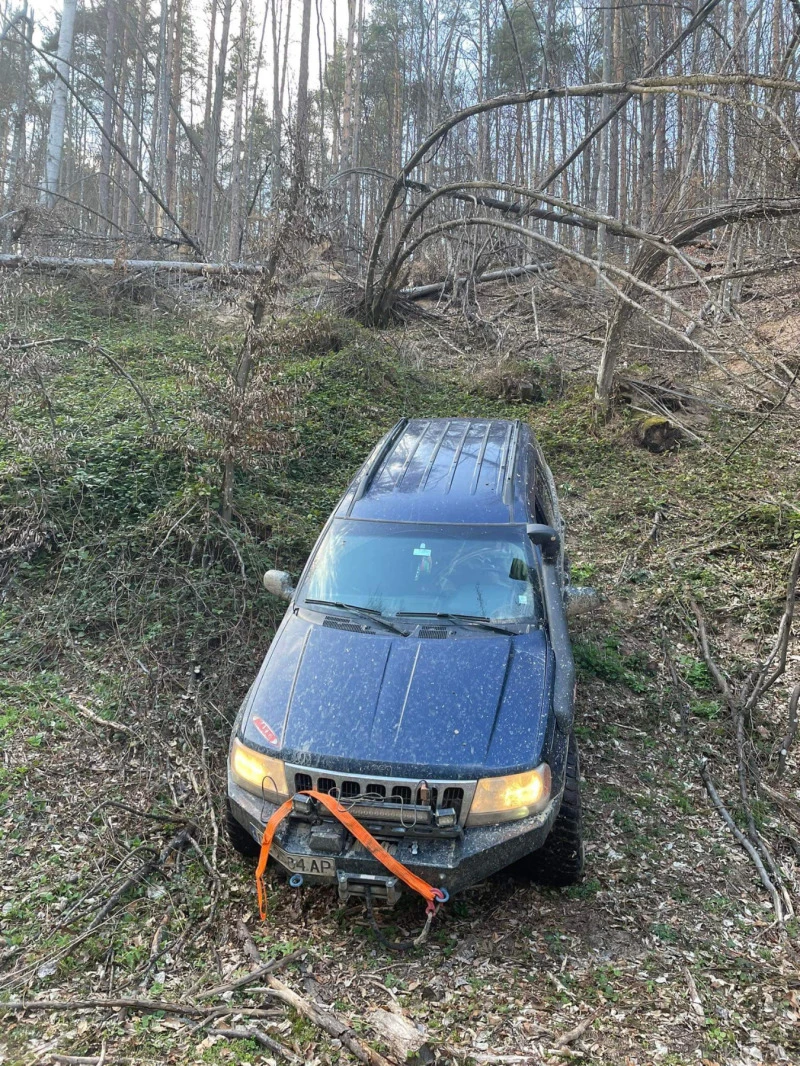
565, 585, 600, 620
526, 523, 560, 564
263, 569, 295, 601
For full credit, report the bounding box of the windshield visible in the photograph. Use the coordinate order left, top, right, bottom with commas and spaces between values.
298, 520, 542, 623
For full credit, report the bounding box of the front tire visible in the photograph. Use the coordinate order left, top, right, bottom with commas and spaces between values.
517, 731, 584, 887
225, 801, 261, 859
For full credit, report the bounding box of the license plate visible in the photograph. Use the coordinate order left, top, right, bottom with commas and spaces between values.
271, 843, 335, 877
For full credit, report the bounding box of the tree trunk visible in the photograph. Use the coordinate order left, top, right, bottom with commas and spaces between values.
596, 0, 614, 268
201, 0, 233, 254
42, 0, 79, 208
340, 0, 356, 178
348, 0, 365, 249
640, 3, 655, 228
295, 0, 313, 179
99, 0, 118, 228
166, 0, 183, 214
271, 0, 291, 201
5, 6, 33, 215
199, 0, 219, 248
228, 0, 249, 260
127, 0, 148, 232
155, 0, 173, 233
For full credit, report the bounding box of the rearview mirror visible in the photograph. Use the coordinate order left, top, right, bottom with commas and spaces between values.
526, 523, 560, 563
263, 569, 295, 601
565, 585, 599, 620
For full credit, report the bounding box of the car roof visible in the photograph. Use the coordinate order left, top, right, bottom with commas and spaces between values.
336, 418, 532, 524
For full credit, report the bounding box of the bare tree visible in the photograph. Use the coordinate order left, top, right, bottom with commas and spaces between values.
41, 0, 78, 208
228, 0, 249, 260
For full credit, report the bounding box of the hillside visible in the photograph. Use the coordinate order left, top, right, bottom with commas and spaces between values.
1, 274, 799, 1065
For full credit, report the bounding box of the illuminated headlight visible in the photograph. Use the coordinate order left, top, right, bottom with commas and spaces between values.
466, 763, 552, 827
230, 737, 289, 803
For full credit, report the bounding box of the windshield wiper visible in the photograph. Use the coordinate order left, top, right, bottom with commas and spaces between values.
396, 611, 514, 635
304, 599, 408, 636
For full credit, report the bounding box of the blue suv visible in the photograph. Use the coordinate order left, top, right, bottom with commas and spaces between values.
226, 418, 593, 901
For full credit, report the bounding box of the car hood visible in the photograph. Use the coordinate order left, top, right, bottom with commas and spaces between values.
242, 613, 553, 778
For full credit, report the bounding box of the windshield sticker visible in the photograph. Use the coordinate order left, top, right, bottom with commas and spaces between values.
518, 594, 529, 604
414, 542, 432, 576
252, 716, 279, 746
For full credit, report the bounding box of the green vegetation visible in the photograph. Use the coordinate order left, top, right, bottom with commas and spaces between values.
573, 637, 649, 691
2, 281, 799, 1065
679, 656, 714, 693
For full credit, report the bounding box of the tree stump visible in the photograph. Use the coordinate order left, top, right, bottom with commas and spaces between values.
634, 415, 682, 453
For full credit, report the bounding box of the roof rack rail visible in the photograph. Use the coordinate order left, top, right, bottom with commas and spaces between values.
501, 420, 521, 507
348, 418, 409, 513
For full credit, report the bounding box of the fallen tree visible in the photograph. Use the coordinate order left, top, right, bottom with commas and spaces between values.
0, 254, 268, 274
401, 261, 555, 300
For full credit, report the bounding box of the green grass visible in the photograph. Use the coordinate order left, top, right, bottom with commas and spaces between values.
573, 637, 649, 692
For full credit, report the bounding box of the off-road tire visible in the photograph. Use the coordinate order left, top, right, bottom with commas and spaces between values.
225, 801, 261, 859
519, 732, 584, 887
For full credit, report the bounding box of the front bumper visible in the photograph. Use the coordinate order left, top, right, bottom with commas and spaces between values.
228, 776, 562, 899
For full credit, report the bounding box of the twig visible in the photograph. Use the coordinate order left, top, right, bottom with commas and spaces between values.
236, 918, 263, 965
208, 1027, 302, 1064
186, 834, 222, 892
725, 364, 800, 462
196, 948, 309, 998
153, 503, 200, 555
89, 826, 192, 930
93, 344, 159, 433
691, 600, 795, 918
188, 1005, 282, 1034
0, 924, 118, 994
742, 545, 800, 712
699, 761, 784, 921
195, 717, 220, 890
50, 1057, 130, 1065
265, 975, 396, 1066
690, 599, 732, 703
69, 700, 137, 738
552, 1011, 599, 1049
1, 996, 207, 1018
87, 800, 187, 824
466, 1057, 539, 1065
3, 335, 158, 433
684, 967, 705, 1019
145, 911, 171, 972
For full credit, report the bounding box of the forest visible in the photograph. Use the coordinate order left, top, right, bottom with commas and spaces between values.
1, 0, 800, 1064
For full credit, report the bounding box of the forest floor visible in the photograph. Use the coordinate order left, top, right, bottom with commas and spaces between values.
1, 269, 799, 1065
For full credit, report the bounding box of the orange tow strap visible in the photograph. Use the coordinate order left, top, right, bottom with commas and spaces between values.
255, 790, 447, 920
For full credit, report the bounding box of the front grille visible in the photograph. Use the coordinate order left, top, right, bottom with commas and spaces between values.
284, 764, 476, 828
442, 786, 465, 819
